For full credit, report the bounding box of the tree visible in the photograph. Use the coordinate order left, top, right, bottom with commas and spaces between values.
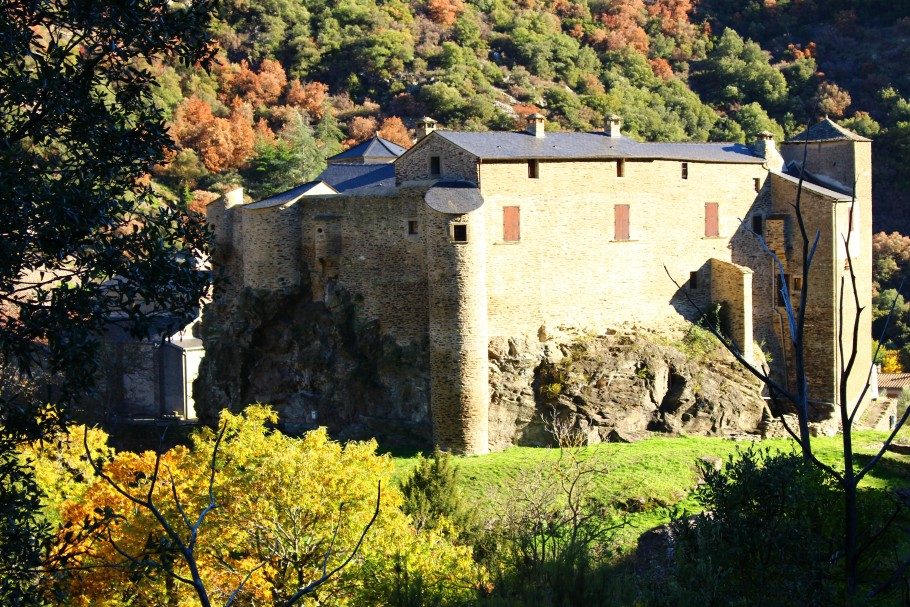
377, 116, 413, 148
0, 1, 214, 601
52, 407, 478, 606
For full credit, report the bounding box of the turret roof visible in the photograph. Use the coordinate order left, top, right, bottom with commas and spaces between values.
785, 118, 872, 143
328, 135, 407, 163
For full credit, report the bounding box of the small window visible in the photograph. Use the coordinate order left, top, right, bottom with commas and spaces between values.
528, 160, 539, 179
705, 202, 719, 238
793, 276, 803, 292
681, 162, 689, 180
617, 160, 625, 178
689, 271, 698, 290
777, 273, 791, 306
407, 220, 418, 235
503, 206, 520, 241
430, 156, 441, 176
753, 177, 761, 192
752, 214, 763, 236
614, 204, 630, 241
452, 223, 468, 242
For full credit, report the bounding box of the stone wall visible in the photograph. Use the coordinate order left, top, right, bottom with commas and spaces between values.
395, 133, 480, 184
476, 158, 771, 341
242, 201, 302, 291
709, 258, 754, 363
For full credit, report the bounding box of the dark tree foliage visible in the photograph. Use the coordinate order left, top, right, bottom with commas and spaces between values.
0, 1, 215, 601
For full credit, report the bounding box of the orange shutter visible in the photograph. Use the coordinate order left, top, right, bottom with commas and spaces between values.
705, 203, 719, 237
615, 204, 629, 241
503, 206, 520, 241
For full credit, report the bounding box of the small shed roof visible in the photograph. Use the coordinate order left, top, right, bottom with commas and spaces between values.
878, 374, 910, 391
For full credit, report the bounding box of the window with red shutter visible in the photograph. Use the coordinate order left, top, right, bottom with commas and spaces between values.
614, 204, 629, 241
705, 202, 719, 237
503, 206, 520, 241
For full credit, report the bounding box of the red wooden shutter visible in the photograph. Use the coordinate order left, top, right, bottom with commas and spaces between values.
705, 202, 719, 237
503, 206, 520, 241
614, 204, 629, 241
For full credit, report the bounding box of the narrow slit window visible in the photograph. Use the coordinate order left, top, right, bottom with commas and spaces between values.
754, 177, 762, 192
617, 160, 625, 178
705, 202, 719, 238
752, 214, 763, 236
452, 224, 468, 242
528, 160, 539, 178
777, 273, 791, 306
503, 206, 520, 241
430, 156, 441, 176
681, 162, 689, 180
614, 204, 630, 241
407, 220, 418, 235
689, 271, 698, 290
793, 276, 803, 291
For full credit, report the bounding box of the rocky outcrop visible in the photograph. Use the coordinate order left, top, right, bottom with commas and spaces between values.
195, 285, 433, 446
488, 326, 768, 450
197, 289, 768, 450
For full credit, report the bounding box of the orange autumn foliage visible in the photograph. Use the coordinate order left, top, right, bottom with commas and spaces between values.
224, 58, 288, 107
650, 57, 674, 80
647, 0, 693, 35
286, 80, 329, 119
172, 97, 256, 172
376, 116, 412, 148
599, 0, 649, 53
427, 0, 465, 26
348, 115, 378, 144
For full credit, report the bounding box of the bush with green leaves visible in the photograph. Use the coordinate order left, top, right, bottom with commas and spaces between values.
647, 448, 841, 606
400, 448, 473, 538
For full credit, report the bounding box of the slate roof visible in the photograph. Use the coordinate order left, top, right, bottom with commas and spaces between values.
769, 171, 853, 202
317, 163, 396, 193
785, 118, 872, 143
425, 181, 484, 214
783, 161, 852, 196
245, 181, 338, 209
328, 136, 407, 163
433, 131, 765, 164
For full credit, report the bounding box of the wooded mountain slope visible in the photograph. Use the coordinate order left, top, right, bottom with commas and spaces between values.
152, 0, 910, 234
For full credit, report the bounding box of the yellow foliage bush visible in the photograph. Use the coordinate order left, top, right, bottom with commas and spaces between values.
43, 405, 480, 606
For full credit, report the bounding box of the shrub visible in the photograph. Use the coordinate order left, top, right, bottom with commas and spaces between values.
645, 448, 841, 606
401, 448, 473, 537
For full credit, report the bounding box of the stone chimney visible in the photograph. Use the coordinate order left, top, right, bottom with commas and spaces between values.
755, 131, 784, 171
527, 112, 546, 138
605, 114, 622, 138
415, 116, 438, 140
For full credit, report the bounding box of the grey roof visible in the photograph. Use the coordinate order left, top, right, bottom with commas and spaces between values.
783, 161, 852, 196
425, 181, 484, 214
318, 163, 396, 193
770, 171, 853, 202
785, 118, 872, 143
433, 131, 764, 164
328, 136, 407, 163
245, 181, 337, 209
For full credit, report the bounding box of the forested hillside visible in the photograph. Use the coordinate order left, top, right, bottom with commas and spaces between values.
152, 0, 910, 234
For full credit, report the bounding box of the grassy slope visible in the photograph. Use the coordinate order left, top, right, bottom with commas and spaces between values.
392, 431, 910, 547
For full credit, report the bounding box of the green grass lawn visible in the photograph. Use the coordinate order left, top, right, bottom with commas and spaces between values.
391, 430, 910, 547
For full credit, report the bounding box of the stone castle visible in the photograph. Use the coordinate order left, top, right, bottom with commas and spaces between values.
204, 114, 873, 455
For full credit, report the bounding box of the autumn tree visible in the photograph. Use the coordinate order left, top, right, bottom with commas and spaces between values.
348, 116, 379, 144
427, 0, 465, 27
377, 116, 413, 148
50, 407, 479, 606
286, 80, 329, 119
0, 1, 213, 602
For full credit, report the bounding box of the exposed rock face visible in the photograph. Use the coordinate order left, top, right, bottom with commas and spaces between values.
197, 288, 768, 449
488, 327, 768, 450
195, 286, 433, 446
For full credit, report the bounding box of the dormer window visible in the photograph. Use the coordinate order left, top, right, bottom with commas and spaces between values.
430, 156, 441, 176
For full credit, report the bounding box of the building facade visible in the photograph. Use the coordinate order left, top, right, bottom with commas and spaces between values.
207, 116, 873, 454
